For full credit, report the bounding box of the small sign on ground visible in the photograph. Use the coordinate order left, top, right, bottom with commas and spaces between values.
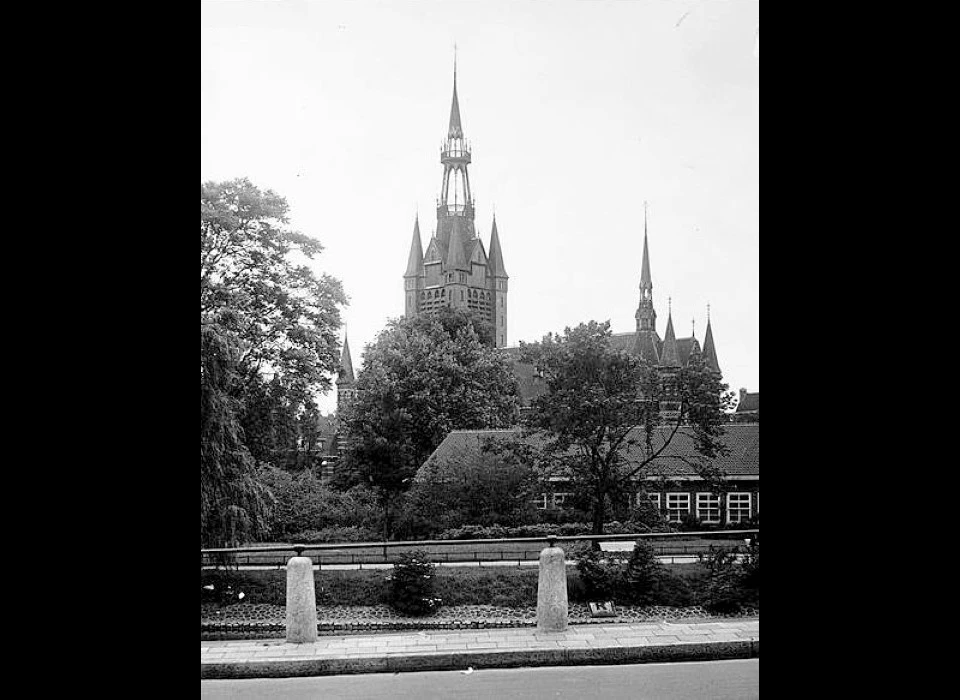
588, 601, 617, 618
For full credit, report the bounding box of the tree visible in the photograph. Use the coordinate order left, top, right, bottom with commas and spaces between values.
405, 440, 539, 532
201, 178, 346, 399
201, 178, 345, 544
519, 321, 734, 537
336, 310, 520, 538
200, 323, 273, 546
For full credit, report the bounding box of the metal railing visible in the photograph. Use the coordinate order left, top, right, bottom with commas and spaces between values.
200, 529, 758, 569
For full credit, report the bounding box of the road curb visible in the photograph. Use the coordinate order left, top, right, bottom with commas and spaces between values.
200, 639, 758, 679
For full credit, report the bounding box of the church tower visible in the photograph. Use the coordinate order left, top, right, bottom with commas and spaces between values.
335, 335, 356, 458
403, 59, 509, 347
634, 203, 661, 364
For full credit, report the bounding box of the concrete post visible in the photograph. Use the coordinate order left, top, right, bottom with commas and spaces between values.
285, 556, 318, 643
536, 542, 568, 633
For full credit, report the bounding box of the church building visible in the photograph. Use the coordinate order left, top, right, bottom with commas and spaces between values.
402, 66, 509, 348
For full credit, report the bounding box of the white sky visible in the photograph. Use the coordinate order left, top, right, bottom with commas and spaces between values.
201, 0, 759, 415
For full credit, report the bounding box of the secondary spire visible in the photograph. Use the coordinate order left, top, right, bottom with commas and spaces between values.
448, 50, 463, 139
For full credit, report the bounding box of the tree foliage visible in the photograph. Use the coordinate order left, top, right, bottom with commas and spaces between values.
336, 310, 520, 537
519, 321, 734, 536
201, 178, 346, 398
200, 178, 345, 544
405, 440, 539, 531
200, 323, 273, 547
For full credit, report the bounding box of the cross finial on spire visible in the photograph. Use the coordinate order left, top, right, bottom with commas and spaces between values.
692, 318, 696, 337
668, 296, 672, 314
644, 200, 648, 237
707, 303, 711, 322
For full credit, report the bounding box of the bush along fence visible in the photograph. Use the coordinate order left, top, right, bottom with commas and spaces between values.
201, 530, 758, 639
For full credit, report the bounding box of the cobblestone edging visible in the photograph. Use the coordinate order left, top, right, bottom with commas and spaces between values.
201, 603, 759, 640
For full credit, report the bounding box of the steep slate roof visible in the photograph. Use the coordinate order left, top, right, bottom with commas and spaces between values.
404, 216, 424, 277
338, 336, 355, 385
425, 424, 759, 478
660, 314, 680, 367
701, 319, 720, 373
499, 347, 549, 403
444, 217, 468, 270
640, 230, 652, 288
736, 392, 760, 413
487, 216, 507, 277
448, 69, 463, 139
634, 331, 661, 364
676, 337, 701, 368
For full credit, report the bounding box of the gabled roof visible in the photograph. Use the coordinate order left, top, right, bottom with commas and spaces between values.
424, 236, 441, 264
425, 424, 759, 477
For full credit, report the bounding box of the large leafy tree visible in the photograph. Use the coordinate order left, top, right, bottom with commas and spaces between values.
520, 321, 734, 536
201, 178, 345, 543
336, 310, 520, 538
201, 178, 346, 399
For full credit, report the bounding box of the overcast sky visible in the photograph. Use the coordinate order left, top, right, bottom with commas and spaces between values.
201, 0, 759, 415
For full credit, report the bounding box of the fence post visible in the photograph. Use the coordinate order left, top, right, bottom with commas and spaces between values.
536, 537, 568, 633
285, 552, 318, 644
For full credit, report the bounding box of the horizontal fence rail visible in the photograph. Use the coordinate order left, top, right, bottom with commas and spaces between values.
200, 530, 758, 569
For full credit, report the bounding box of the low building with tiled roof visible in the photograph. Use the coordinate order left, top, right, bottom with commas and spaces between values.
424, 424, 759, 525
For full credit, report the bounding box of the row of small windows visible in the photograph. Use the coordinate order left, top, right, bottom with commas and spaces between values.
535, 491, 757, 525
421, 289, 492, 301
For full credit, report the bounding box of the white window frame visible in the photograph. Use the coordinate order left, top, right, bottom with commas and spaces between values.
552, 492, 572, 509
665, 493, 690, 523
534, 493, 548, 510
696, 492, 721, 524
726, 492, 752, 523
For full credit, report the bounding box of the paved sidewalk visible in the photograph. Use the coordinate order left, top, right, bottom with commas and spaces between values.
201, 618, 759, 679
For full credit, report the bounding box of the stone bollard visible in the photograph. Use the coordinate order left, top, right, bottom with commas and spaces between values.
285, 555, 318, 643
536, 540, 568, 633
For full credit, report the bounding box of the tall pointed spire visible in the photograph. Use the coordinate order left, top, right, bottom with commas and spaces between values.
635, 202, 658, 334
448, 52, 463, 139
640, 202, 652, 288
701, 306, 721, 373
338, 334, 355, 385
660, 301, 680, 367
404, 215, 424, 277
487, 214, 507, 277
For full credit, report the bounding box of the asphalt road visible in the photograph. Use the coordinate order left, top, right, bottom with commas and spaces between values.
200, 659, 759, 699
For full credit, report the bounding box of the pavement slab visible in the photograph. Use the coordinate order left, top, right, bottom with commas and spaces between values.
201, 618, 758, 679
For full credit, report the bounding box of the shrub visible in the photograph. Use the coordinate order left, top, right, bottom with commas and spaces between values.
624, 540, 664, 606
573, 547, 630, 601
700, 546, 749, 613
386, 551, 442, 616
258, 468, 382, 539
